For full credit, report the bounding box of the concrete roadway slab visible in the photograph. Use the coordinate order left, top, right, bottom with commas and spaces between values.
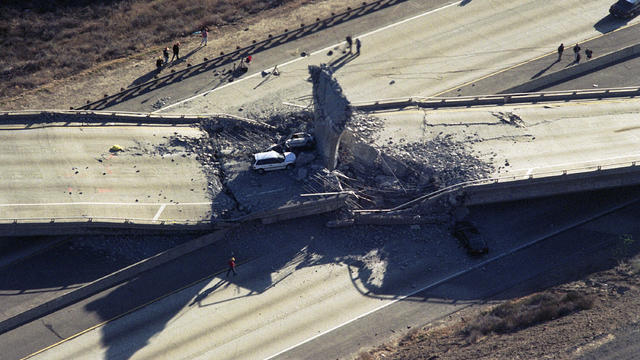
0, 123, 215, 225
159, 0, 636, 116
369, 98, 640, 179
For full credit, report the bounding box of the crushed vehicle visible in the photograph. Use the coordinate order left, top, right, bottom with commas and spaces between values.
285, 132, 315, 151
452, 220, 489, 255
610, 0, 640, 18
252, 150, 296, 174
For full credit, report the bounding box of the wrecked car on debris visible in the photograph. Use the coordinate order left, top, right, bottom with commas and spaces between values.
251, 150, 296, 174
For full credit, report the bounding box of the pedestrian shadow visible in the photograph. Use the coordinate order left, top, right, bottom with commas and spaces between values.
594, 14, 630, 34
329, 51, 360, 73
565, 58, 581, 67
530, 59, 559, 79
171, 46, 203, 66
129, 69, 160, 87
189, 279, 228, 306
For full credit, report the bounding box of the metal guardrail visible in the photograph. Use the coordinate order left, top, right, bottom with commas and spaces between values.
0, 109, 275, 128
75, 0, 406, 111
350, 86, 640, 111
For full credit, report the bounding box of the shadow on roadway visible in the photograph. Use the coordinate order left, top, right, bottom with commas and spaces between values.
129, 47, 205, 88
594, 14, 631, 34
78, 186, 640, 359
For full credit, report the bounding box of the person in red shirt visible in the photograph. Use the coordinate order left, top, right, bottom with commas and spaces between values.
226, 257, 237, 277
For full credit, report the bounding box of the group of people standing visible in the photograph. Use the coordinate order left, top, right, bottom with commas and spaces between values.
156, 25, 210, 70
157, 42, 181, 69
557, 43, 593, 64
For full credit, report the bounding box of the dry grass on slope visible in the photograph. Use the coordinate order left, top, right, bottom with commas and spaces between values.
0, 0, 299, 98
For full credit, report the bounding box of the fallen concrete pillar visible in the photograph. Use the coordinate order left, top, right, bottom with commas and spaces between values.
309, 64, 351, 170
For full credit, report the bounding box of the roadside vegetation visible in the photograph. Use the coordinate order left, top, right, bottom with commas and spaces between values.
0, 0, 298, 99
357, 289, 596, 360
461, 291, 595, 343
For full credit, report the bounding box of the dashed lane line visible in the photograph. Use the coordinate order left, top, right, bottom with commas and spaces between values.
152, 204, 167, 221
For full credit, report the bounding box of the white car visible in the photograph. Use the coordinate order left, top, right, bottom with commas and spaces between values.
252, 150, 296, 174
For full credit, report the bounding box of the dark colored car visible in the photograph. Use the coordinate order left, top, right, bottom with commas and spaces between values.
610, 0, 640, 19
452, 221, 489, 255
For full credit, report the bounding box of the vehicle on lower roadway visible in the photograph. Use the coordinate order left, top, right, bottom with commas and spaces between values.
610, 0, 640, 18
452, 221, 489, 255
252, 150, 296, 174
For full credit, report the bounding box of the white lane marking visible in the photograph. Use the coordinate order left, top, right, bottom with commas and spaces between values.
263, 196, 640, 360
0, 202, 211, 207
155, 1, 462, 113
152, 204, 167, 221
508, 154, 640, 175
524, 168, 533, 179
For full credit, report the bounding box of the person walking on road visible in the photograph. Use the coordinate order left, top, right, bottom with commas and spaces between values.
346, 36, 353, 53
573, 43, 581, 62
226, 257, 237, 277
200, 28, 208, 47
163, 47, 169, 64
557, 43, 564, 61
171, 42, 180, 62
156, 57, 163, 70
355, 38, 361, 54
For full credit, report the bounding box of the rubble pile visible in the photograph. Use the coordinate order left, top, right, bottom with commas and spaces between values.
346, 112, 385, 143
380, 134, 495, 187
151, 97, 172, 110
331, 119, 494, 209
491, 111, 525, 128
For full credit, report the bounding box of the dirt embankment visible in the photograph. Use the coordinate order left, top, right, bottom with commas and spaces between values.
359, 255, 640, 360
